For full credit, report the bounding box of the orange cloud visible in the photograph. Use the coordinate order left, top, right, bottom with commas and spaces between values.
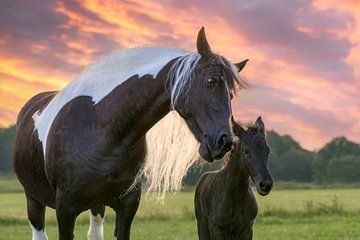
0, 0, 359, 150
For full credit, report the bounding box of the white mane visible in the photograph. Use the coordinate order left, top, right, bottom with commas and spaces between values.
167, 53, 201, 108
135, 111, 200, 198
33, 46, 187, 154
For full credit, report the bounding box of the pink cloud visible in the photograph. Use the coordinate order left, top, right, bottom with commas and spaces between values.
0, 0, 359, 150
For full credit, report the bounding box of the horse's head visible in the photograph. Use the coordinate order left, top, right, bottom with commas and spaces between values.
169, 27, 248, 162
233, 117, 273, 196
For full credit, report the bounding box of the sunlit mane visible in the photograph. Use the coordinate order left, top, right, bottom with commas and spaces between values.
128, 111, 200, 199
167, 52, 201, 108
30, 45, 243, 199
129, 54, 245, 199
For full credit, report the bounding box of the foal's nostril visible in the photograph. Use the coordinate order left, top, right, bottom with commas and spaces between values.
260, 181, 273, 193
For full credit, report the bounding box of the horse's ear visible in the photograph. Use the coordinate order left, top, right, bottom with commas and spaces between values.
234, 59, 249, 72
197, 27, 213, 59
255, 116, 265, 133
232, 117, 246, 138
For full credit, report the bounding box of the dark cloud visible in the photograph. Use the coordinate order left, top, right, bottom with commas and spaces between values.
0, 0, 121, 75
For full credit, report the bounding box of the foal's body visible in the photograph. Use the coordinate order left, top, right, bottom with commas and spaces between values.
195, 118, 273, 240
195, 163, 258, 239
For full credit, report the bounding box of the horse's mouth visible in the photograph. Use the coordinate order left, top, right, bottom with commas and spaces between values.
199, 141, 214, 162
199, 140, 230, 162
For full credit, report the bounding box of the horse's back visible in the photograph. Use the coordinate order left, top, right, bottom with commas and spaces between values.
14, 91, 58, 208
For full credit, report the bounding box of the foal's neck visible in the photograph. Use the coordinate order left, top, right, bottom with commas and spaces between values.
222, 147, 249, 194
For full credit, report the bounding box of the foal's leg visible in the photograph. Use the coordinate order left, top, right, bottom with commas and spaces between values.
26, 194, 48, 240
55, 192, 82, 240
196, 216, 211, 240
210, 224, 226, 240
87, 204, 106, 240
112, 187, 141, 240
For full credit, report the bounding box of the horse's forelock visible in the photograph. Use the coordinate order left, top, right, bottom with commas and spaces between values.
167, 53, 246, 110
167, 52, 201, 109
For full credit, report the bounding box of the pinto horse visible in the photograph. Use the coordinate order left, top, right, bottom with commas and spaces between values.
13, 27, 248, 240
195, 117, 273, 240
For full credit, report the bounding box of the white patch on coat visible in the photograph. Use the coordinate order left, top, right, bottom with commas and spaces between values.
29, 222, 48, 240
87, 212, 104, 240
32, 46, 186, 155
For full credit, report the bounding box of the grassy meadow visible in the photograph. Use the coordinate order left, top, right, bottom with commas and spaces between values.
0, 177, 360, 239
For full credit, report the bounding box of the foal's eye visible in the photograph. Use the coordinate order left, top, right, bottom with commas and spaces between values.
207, 78, 216, 87
244, 149, 250, 157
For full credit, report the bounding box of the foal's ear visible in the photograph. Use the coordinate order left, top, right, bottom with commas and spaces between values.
197, 27, 213, 59
255, 116, 265, 133
234, 59, 249, 72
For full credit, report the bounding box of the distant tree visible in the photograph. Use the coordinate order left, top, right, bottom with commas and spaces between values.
312, 137, 360, 183
275, 149, 314, 182
266, 130, 314, 182
184, 130, 316, 186
327, 155, 360, 183
0, 125, 16, 174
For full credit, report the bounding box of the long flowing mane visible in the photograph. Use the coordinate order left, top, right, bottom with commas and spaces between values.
31, 45, 243, 197
130, 52, 244, 197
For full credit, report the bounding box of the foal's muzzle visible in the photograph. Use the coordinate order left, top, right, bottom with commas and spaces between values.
257, 178, 273, 196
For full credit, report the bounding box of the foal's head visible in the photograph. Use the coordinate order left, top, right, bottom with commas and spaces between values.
233, 117, 273, 196
169, 27, 248, 162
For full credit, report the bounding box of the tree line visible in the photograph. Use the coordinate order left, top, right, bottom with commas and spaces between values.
185, 130, 360, 185
1, 125, 360, 185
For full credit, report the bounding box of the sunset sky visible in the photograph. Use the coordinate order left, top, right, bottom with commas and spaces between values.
0, 0, 359, 150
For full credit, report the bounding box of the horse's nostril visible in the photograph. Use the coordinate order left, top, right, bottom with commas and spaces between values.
217, 133, 231, 150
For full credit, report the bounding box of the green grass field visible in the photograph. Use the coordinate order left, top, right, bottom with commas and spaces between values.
0, 177, 360, 239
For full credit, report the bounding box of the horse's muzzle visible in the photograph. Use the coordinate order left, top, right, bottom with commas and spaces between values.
200, 132, 234, 161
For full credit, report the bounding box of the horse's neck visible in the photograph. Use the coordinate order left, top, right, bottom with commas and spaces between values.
95, 66, 171, 144
221, 148, 249, 194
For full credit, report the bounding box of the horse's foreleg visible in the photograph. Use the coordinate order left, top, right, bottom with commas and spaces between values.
87, 204, 106, 240
26, 193, 48, 240
55, 192, 81, 240
112, 186, 141, 240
